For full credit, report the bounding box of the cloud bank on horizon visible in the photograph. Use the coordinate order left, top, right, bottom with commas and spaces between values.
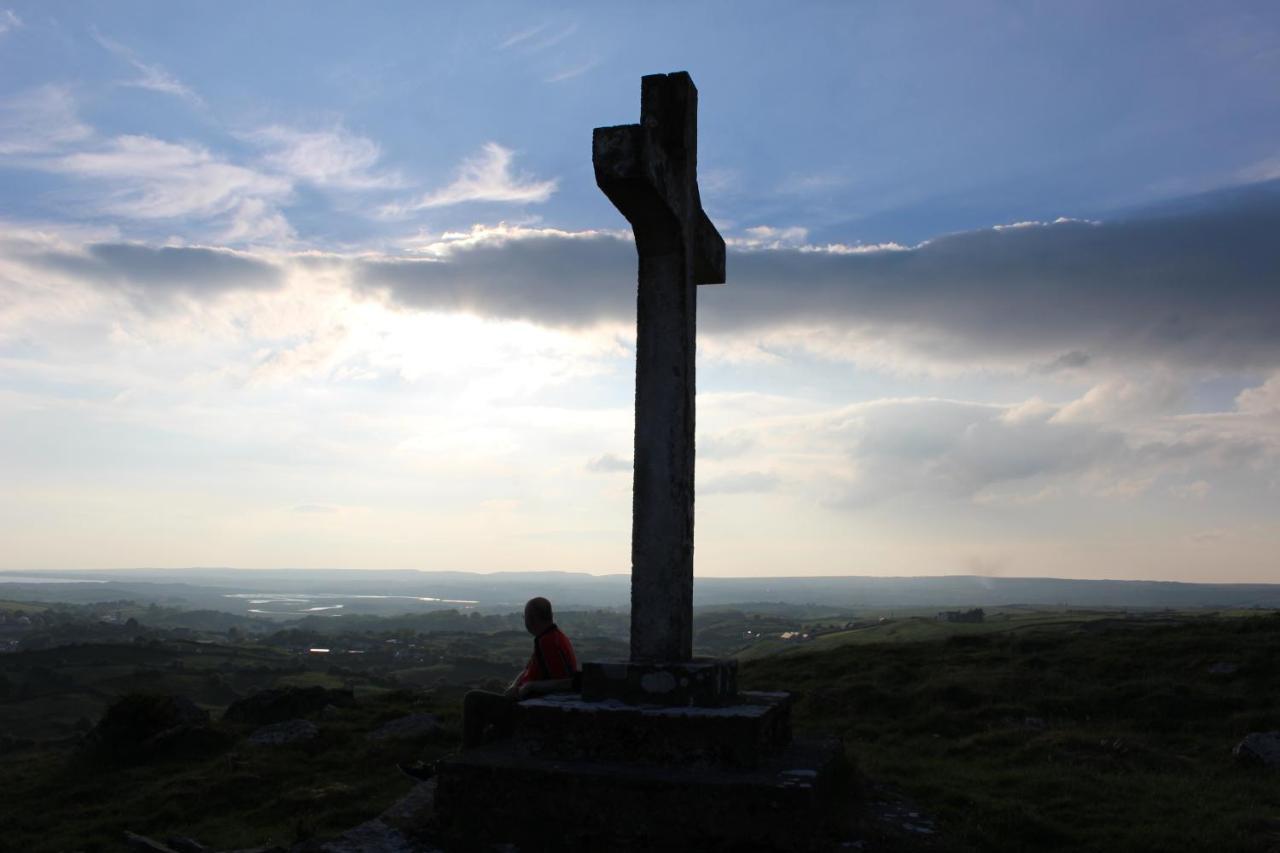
1, 1, 1278, 582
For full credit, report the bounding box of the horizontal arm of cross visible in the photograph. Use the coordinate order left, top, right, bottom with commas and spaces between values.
593, 124, 725, 285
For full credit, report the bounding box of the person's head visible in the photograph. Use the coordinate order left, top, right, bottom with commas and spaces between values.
523, 597, 554, 635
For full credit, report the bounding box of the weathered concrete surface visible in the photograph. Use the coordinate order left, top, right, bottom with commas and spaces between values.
515, 690, 790, 768
580, 657, 738, 706
594, 71, 725, 664
433, 736, 844, 851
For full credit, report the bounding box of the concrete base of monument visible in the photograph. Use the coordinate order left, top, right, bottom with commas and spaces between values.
579, 657, 738, 706
432, 735, 846, 851
515, 690, 792, 768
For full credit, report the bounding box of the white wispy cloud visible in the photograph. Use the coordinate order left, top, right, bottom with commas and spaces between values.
546, 59, 598, 83
726, 225, 811, 250
49, 135, 293, 241
498, 23, 548, 50
93, 30, 203, 105
0, 9, 22, 37
0, 85, 93, 155
382, 142, 557, 214
244, 125, 400, 190
499, 22, 577, 52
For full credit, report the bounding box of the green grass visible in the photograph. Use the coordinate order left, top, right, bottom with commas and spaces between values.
0, 687, 460, 852
742, 613, 1280, 852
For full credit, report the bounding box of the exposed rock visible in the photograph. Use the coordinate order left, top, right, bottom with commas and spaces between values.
125, 831, 180, 853
380, 780, 437, 831
90, 694, 226, 761
224, 687, 354, 726
165, 838, 209, 853
1234, 731, 1280, 768
288, 782, 440, 853
248, 719, 319, 746
296, 818, 416, 853
365, 713, 441, 741
319, 704, 342, 720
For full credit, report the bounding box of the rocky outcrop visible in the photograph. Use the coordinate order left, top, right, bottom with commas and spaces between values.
89, 693, 227, 762
292, 781, 441, 853
1234, 731, 1280, 768
247, 719, 319, 746
223, 687, 354, 726
365, 714, 441, 742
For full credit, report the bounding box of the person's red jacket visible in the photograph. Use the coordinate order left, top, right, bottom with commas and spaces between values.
516, 623, 578, 686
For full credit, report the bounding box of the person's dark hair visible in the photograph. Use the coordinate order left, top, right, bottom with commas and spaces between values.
525, 597, 553, 624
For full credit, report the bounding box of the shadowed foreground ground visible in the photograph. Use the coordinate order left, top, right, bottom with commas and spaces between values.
1, 614, 1277, 851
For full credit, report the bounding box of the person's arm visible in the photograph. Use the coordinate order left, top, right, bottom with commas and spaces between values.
505, 659, 534, 698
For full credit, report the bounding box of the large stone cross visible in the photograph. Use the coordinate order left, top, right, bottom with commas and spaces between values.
594, 72, 725, 663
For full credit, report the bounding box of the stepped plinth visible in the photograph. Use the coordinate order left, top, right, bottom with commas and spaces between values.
434, 731, 843, 851
432, 685, 844, 850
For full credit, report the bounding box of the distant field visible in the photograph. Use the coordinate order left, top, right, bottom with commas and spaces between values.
0, 599, 50, 613
734, 607, 1264, 661
0, 642, 298, 740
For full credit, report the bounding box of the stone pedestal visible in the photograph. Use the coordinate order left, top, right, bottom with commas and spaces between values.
516, 690, 790, 768
580, 657, 738, 706
432, 674, 845, 850
435, 735, 843, 852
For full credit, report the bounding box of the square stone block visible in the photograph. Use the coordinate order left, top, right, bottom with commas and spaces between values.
514, 690, 791, 768
433, 735, 845, 851
580, 658, 737, 707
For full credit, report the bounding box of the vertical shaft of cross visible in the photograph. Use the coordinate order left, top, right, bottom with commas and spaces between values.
594, 72, 725, 663
630, 241, 697, 661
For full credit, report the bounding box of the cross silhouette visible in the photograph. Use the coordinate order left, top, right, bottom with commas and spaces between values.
594, 71, 725, 662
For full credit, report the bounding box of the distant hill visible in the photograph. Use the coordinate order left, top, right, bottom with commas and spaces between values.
3, 569, 1280, 616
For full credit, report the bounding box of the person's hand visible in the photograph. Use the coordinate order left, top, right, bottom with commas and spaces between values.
517, 682, 537, 700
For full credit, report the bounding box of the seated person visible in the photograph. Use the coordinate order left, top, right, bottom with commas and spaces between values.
463, 596, 579, 749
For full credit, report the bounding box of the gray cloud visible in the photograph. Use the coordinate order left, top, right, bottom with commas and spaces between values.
701, 470, 779, 495
35, 242, 281, 297
359, 182, 1280, 369
818, 396, 1272, 508
585, 452, 630, 473
358, 234, 631, 328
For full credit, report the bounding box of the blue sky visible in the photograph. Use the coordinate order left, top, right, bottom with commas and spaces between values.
1, 2, 1278, 581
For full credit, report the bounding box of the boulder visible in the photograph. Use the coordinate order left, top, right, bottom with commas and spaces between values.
248, 719, 320, 746
1233, 731, 1280, 768
89, 694, 224, 761
365, 713, 441, 741
224, 687, 354, 726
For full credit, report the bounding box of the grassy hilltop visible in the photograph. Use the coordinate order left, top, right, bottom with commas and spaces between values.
743, 611, 1280, 852
0, 608, 1277, 851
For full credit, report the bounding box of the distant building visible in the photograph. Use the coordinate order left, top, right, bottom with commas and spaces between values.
938, 608, 985, 624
